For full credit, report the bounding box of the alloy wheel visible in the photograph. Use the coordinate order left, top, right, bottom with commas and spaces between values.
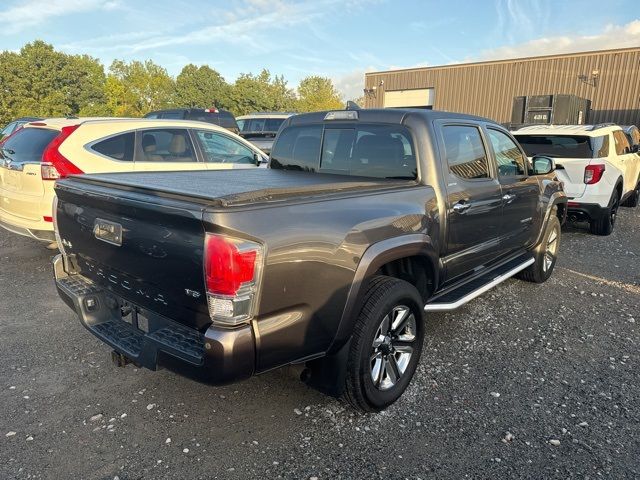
543, 225, 559, 272
370, 305, 417, 391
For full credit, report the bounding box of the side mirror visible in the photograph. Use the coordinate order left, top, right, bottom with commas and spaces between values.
532, 155, 555, 175
254, 152, 267, 166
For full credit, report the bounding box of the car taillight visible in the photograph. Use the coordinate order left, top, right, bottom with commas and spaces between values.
204, 234, 263, 326
41, 125, 82, 180
584, 164, 605, 184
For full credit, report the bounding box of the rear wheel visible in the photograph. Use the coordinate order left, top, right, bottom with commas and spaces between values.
342, 276, 424, 412
590, 191, 619, 236
518, 214, 561, 283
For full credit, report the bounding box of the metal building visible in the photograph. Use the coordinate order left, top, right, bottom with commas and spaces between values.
363, 47, 640, 126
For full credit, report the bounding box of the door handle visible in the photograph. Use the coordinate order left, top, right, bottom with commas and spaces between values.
453, 202, 470, 214
502, 193, 516, 202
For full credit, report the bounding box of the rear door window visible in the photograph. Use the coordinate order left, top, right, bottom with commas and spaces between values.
442, 125, 490, 180
0, 127, 58, 164
136, 129, 197, 163
91, 132, 135, 161
194, 130, 255, 164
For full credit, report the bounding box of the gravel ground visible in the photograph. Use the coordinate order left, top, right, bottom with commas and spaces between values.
1, 209, 638, 479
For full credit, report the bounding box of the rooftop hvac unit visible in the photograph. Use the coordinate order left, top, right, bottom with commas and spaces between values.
510, 94, 591, 128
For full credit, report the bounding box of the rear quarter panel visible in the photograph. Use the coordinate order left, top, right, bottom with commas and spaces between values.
205, 185, 438, 372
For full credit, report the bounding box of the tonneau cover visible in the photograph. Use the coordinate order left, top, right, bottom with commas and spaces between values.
72, 169, 411, 207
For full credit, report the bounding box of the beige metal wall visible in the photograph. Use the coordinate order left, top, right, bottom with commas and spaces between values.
364, 48, 640, 126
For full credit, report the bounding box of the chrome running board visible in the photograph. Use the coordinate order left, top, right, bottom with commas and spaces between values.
424, 256, 535, 312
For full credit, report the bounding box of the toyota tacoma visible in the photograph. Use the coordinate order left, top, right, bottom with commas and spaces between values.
53, 108, 567, 411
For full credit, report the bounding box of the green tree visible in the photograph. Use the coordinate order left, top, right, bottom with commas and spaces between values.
104, 59, 175, 117
296, 76, 343, 112
228, 69, 296, 116
0, 41, 106, 125
175, 64, 230, 109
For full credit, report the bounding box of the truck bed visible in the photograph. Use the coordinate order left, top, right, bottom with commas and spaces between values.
72, 169, 412, 207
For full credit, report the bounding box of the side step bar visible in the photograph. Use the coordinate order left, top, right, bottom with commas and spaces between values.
425, 256, 535, 312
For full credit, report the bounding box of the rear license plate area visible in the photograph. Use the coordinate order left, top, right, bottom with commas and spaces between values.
121, 304, 150, 333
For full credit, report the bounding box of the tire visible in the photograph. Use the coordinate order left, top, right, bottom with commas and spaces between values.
621, 181, 640, 208
517, 214, 561, 283
342, 275, 425, 412
589, 190, 620, 236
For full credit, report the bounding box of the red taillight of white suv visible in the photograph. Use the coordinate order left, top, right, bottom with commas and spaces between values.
41, 125, 83, 180
204, 234, 263, 326
584, 164, 605, 185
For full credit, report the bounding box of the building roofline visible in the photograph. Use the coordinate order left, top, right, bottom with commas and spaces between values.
365, 46, 640, 77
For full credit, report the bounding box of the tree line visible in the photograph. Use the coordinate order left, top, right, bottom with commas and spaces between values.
0, 41, 346, 126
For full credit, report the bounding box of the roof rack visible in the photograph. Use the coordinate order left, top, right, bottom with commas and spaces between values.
588, 123, 616, 131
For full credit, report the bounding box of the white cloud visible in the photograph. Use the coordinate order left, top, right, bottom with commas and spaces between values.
478, 19, 640, 61
0, 0, 116, 34
333, 66, 376, 101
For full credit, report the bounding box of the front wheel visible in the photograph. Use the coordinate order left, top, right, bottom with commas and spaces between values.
342, 276, 425, 412
518, 214, 561, 283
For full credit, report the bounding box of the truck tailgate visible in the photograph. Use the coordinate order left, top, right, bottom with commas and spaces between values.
55, 180, 210, 330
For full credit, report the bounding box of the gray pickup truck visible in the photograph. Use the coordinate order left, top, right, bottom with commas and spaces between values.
53, 108, 567, 411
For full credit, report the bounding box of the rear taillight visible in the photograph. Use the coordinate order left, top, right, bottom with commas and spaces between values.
584, 164, 605, 184
41, 125, 82, 180
204, 234, 263, 326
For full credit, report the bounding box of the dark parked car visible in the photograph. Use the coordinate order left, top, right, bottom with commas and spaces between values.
0, 117, 42, 141
236, 112, 294, 154
144, 108, 239, 134
52, 108, 566, 411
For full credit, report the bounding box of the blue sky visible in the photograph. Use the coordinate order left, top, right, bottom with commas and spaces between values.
1, 0, 639, 99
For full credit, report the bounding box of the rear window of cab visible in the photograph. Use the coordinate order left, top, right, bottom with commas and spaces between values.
270, 124, 417, 180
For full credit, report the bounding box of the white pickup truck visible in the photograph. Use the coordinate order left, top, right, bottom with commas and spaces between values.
513, 124, 640, 235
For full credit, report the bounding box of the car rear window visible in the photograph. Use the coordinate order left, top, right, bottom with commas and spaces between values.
514, 134, 608, 159
0, 127, 58, 164
271, 124, 417, 179
185, 110, 239, 131
241, 118, 286, 133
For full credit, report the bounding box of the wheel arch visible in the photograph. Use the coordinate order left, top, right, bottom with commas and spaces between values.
328, 234, 438, 354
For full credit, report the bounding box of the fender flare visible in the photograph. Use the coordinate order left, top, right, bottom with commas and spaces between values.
327, 233, 438, 353
533, 191, 567, 247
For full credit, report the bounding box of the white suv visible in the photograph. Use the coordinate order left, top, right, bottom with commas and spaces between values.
513, 124, 640, 235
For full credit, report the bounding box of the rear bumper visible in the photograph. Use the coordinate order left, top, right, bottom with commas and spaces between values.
0, 218, 55, 242
53, 254, 255, 385
567, 202, 609, 222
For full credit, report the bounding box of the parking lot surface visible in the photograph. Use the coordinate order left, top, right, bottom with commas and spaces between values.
1, 210, 639, 479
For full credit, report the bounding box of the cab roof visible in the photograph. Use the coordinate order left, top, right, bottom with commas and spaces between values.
286, 108, 497, 127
